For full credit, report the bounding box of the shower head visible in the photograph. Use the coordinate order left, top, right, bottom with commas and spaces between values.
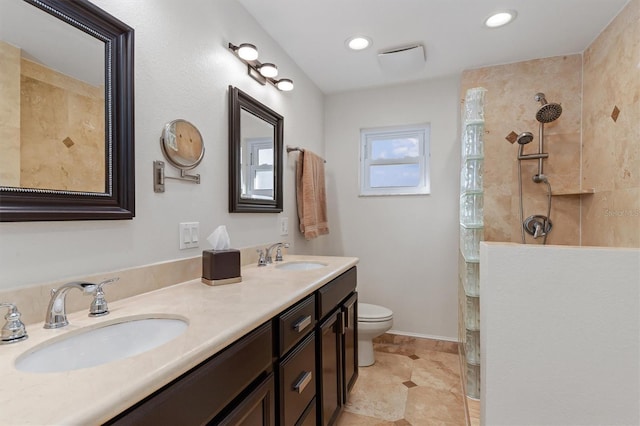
516, 131, 534, 145
534, 92, 562, 123
536, 103, 563, 123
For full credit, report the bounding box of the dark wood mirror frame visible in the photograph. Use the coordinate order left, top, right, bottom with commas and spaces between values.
0, 0, 134, 222
229, 86, 283, 213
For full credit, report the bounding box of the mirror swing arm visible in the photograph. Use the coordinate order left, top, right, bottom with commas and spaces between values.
153, 161, 200, 193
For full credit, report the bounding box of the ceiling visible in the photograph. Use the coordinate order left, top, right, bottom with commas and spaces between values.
237, 0, 629, 94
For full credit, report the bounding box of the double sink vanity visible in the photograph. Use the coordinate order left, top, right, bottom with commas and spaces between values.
0, 255, 359, 425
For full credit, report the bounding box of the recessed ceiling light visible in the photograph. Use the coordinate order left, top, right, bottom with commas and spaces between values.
485, 10, 517, 28
346, 36, 371, 51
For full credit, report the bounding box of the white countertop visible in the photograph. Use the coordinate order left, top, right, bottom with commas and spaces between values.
0, 255, 358, 425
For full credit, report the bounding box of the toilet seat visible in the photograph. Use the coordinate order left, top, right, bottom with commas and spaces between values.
358, 303, 393, 322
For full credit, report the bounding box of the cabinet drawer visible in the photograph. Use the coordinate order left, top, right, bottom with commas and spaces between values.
278, 333, 316, 426
277, 295, 316, 356
317, 267, 356, 319
106, 322, 273, 426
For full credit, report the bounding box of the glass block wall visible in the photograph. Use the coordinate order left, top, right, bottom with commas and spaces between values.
459, 87, 486, 399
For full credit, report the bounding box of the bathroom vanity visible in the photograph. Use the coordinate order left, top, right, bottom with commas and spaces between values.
0, 255, 358, 426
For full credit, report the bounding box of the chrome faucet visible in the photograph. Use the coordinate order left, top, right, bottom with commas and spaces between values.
0, 303, 28, 344
44, 278, 118, 329
265, 242, 289, 263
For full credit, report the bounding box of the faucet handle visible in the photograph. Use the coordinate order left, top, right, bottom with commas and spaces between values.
256, 249, 267, 267
275, 243, 290, 262
89, 277, 119, 317
0, 303, 28, 345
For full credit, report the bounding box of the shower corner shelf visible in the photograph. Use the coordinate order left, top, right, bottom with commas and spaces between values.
460, 223, 484, 230
464, 118, 485, 125
551, 188, 595, 196
462, 154, 485, 161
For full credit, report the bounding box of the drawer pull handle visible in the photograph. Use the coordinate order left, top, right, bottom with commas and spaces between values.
293, 315, 312, 333
293, 371, 312, 394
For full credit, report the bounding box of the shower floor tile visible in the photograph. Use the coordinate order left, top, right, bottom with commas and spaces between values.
338, 335, 467, 426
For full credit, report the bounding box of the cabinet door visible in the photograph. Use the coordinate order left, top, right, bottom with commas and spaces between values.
215, 372, 275, 426
342, 292, 358, 403
318, 310, 342, 426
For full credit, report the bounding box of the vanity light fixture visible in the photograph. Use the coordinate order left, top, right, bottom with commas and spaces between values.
484, 10, 517, 28
228, 42, 294, 91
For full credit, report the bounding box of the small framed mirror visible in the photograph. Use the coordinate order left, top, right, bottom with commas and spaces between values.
154, 120, 204, 192
161, 119, 205, 170
229, 86, 283, 213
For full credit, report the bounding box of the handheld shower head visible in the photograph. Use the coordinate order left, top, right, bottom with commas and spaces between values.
534, 92, 562, 123
516, 132, 534, 145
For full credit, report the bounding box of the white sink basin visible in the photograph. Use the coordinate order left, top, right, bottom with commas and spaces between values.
276, 261, 327, 271
16, 316, 188, 373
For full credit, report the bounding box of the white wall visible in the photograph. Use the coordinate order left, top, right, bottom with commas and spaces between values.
0, 0, 325, 290
481, 242, 640, 425
324, 76, 461, 340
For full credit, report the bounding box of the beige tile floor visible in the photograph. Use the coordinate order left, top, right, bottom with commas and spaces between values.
337, 334, 469, 426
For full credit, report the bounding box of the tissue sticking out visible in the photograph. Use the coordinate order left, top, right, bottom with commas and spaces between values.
207, 225, 231, 250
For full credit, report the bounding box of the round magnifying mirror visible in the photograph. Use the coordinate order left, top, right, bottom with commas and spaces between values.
160, 119, 205, 170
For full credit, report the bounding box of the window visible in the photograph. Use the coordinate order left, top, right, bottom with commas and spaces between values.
243, 137, 274, 199
360, 124, 430, 196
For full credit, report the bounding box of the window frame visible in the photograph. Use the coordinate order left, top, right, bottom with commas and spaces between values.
359, 123, 431, 196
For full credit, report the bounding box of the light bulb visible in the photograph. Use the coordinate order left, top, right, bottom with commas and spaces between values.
237, 43, 258, 61
276, 79, 294, 91
346, 36, 371, 51
485, 11, 516, 28
259, 63, 278, 78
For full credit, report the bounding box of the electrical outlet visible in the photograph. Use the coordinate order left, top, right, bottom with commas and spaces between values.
179, 222, 199, 249
279, 217, 289, 236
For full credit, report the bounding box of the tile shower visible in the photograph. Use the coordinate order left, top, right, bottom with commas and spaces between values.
457, 0, 639, 414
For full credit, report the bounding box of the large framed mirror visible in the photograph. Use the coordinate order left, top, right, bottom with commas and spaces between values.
229, 86, 283, 213
0, 0, 134, 221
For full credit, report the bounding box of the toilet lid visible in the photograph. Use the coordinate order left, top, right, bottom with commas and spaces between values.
358, 303, 393, 322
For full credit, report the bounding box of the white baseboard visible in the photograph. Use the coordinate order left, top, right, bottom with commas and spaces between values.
387, 329, 459, 343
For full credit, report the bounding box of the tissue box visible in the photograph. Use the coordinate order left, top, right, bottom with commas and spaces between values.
202, 249, 241, 286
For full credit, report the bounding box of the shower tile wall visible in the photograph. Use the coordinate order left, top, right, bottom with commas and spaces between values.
582, 0, 640, 248
461, 0, 639, 248
461, 55, 583, 245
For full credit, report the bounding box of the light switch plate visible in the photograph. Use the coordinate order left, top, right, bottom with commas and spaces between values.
179, 222, 200, 249
279, 217, 289, 236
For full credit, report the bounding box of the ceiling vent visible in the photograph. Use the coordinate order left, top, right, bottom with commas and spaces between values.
377, 44, 426, 75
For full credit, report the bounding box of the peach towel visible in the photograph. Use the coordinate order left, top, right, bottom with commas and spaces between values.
296, 150, 329, 239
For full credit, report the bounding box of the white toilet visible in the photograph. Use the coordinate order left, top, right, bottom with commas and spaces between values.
357, 303, 393, 367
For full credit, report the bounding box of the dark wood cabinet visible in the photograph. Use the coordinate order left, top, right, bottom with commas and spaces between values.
215, 373, 275, 426
318, 311, 342, 426
105, 322, 273, 426
316, 267, 358, 426
106, 267, 358, 426
342, 292, 358, 403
